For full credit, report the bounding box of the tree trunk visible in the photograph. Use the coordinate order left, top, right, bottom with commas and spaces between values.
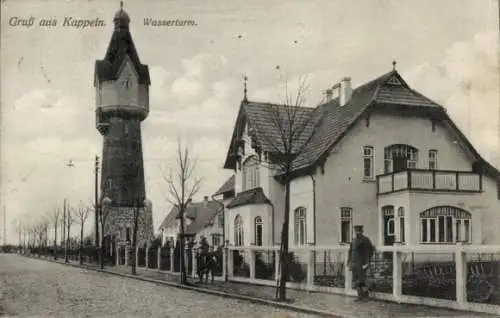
277, 174, 291, 301
131, 201, 140, 275
100, 222, 105, 269
179, 210, 186, 284
80, 224, 84, 265
66, 219, 70, 263
54, 221, 58, 260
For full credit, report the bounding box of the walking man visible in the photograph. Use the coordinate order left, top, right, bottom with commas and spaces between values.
348, 225, 375, 301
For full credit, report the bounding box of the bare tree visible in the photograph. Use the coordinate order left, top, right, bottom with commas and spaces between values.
162, 141, 203, 284
99, 196, 113, 269
75, 201, 91, 264
50, 208, 61, 259
65, 204, 75, 263
245, 77, 323, 301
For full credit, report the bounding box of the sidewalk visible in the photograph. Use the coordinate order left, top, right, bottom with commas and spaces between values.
30, 255, 494, 318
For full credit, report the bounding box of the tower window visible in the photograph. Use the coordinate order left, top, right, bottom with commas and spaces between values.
122, 79, 131, 89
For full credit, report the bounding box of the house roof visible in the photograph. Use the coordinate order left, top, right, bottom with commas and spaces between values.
222, 68, 499, 178
213, 175, 235, 196
157, 200, 222, 235
94, 8, 150, 86
226, 187, 271, 209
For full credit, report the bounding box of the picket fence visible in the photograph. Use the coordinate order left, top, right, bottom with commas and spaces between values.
118, 242, 500, 315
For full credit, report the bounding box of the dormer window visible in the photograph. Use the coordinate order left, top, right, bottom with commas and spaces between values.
242, 155, 260, 191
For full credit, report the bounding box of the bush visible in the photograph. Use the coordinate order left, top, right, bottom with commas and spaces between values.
286, 252, 307, 282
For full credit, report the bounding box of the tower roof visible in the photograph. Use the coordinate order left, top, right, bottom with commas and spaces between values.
94, 2, 150, 86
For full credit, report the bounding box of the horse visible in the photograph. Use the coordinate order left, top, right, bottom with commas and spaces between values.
196, 249, 221, 284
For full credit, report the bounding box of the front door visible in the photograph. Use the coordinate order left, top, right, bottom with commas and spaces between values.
382, 207, 395, 260
392, 155, 407, 173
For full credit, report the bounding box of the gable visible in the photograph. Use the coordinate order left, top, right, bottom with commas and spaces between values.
117, 56, 140, 84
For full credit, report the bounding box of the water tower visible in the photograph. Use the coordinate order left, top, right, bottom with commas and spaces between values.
94, 2, 153, 250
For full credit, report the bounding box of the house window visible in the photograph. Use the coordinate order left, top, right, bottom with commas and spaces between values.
254, 217, 263, 246
242, 156, 260, 191
234, 214, 244, 246
212, 234, 222, 247
398, 207, 405, 243
362, 146, 374, 180
294, 207, 307, 246
124, 123, 129, 136
429, 150, 438, 170
217, 213, 224, 228
340, 207, 353, 243
125, 227, 131, 242
384, 144, 419, 173
419, 206, 472, 244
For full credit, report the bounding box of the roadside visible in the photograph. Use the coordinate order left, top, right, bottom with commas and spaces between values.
20, 254, 495, 318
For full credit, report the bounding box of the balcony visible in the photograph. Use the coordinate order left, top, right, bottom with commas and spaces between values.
377, 169, 482, 195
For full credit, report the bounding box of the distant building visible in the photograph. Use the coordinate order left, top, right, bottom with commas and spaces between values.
158, 196, 225, 247
221, 64, 500, 249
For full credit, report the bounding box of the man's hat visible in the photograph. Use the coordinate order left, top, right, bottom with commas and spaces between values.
354, 225, 364, 231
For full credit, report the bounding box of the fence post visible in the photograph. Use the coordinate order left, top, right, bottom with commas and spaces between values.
124, 245, 129, 266
392, 242, 402, 302
455, 242, 467, 307
249, 248, 256, 280
145, 245, 149, 270
275, 249, 280, 284
170, 247, 174, 273
227, 245, 234, 280
307, 246, 315, 289
192, 247, 198, 279
135, 245, 139, 269
157, 248, 161, 271
223, 241, 228, 282
115, 244, 119, 266
344, 249, 352, 292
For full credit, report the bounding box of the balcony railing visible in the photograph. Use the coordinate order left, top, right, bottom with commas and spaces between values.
377, 169, 482, 195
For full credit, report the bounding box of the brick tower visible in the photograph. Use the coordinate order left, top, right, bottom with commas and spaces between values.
94, 2, 153, 250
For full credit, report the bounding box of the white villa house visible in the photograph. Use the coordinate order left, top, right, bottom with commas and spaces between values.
221, 65, 500, 251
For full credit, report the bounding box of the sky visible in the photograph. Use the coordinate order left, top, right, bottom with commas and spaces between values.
1, 0, 499, 245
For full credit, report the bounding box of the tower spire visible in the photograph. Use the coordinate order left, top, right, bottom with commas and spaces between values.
120, 0, 123, 10
242, 74, 248, 102
392, 59, 397, 71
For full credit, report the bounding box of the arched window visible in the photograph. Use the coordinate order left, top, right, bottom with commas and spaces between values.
294, 208, 307, 246
234, 214, 244, 246
254, 217, 263, 246
242, 156, 260, 191
398, 207, 405, 243
419, 206, 472, 244
384, 144, 419, 173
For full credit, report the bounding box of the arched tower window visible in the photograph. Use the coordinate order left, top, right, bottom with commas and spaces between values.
294, 208, 307, 246
234, 214, 244, 246
419, 206, 472, 244
384, 144, 419, 173
254, 217, 263, 246
242, 156, 260, 191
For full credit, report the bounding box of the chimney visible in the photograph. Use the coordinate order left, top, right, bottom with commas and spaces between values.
339, 77, 352, 107
204, 196, 209, 208
325, 89, 333, 102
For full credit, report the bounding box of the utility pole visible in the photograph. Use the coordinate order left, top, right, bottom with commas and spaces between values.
3, 206, 6, 246
95, 155, 100, 264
